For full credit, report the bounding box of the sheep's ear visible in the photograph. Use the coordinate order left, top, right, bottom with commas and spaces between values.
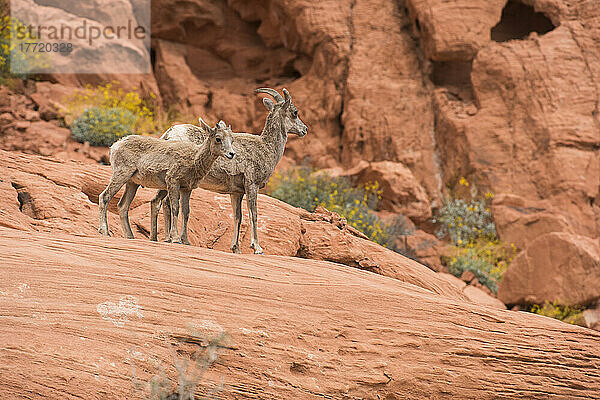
263, 97, 275, 111
217, 120, 227, 129
198, 117, 211, 132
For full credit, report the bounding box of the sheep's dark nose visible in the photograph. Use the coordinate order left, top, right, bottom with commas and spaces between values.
227, 151, 235, 159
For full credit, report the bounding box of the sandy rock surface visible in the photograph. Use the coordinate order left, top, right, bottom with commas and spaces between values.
0, 150, 464, 301
1, 227, 600, 399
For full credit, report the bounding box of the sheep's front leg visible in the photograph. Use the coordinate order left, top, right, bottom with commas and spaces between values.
230, 193, 243, 254
118, 182, 139, 239
167, 182, 182, 244
150, 190, 167, 241
245, 184, 263, 254
180, 189, 192, 245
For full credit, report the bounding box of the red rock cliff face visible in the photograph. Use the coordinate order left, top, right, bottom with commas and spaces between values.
147, 0, 599, 306
4, 0, 599, 304
146, 0, 599, 237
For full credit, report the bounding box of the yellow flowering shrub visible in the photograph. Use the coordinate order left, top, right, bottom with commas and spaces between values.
70, 107, 136, 146
444, 240, 516, 293
63, 82, 155, 135
267, 167, 390, 245
0, 14, 49, 82
529, 302, 585, 326
436, 177, 515, 293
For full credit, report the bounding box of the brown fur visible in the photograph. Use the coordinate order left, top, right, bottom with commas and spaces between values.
154, 88, 308, 254
98, 125, 234, 243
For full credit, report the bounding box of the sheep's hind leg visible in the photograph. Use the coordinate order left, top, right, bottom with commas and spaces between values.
98, 171, 132, 236
230, 193, 243, 254
167, 182, 182, 244
180, 189, 192, 245
118, 182, 139, 239
245, 185, 263, 254
150, 190, 167, 241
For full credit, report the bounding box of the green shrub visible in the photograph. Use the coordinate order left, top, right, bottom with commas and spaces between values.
433, 198, 496, 246
529, 302, 585, 326
0, 15, 49, 82
435, 177, 514, 293
70, 107, 136, 146
267, 167, 389, 245
63, 82, 155, 134
63, 82, 198, 144
445, 240, 514, 293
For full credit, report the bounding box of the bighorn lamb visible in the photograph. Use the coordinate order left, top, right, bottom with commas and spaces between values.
98, 124, 235, 244
153, 88, 307, 254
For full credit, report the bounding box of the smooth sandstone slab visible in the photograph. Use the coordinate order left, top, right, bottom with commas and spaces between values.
1, 227, 599, 399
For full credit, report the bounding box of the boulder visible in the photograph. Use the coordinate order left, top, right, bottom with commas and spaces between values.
492, 193, 574, 250
498, 232, 600, 306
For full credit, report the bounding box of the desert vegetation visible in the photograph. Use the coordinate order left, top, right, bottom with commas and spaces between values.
434, 178, 516, 293
63, 82, 198, 147
131, 328, 228, 400
267, 166, 390, 245
528, 302, 586, 326
0, 14, 48, 83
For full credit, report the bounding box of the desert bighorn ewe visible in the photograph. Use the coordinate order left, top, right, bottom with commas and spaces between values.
153, 88, 307, 254
98, 124, 235, 243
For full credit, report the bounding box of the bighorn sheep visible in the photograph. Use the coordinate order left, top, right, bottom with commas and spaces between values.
152, 88, 307, 254
98, 124, 235, 243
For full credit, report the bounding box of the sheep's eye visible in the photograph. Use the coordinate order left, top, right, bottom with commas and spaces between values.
215, 137, 222, 143
292, 110, 298, 118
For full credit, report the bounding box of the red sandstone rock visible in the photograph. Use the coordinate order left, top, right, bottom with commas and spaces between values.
3, 227, 598, 398
492, 193, 574, 250
0, 150, 465, 302
328, 160, 432, 222
437, 273, 506, 310
498, 232, 600, 306
0, 0, 599, 335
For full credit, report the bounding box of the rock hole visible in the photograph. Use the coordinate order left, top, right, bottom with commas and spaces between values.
10, 182, 35, 216
282, 61, 302, 80
491, 1, 556, 42
430, 61, 474, 101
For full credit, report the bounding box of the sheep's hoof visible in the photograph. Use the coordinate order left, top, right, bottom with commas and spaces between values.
171, 237, 183, 244
251, 244, 264, 255
163, 238, 172, 243
182, 238, 190, 245
98, 227, 110, 237
231, 244, 241, 254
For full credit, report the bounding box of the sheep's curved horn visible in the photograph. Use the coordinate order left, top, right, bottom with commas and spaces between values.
283, 88, 291, 103
282, 88, 291, 108
255, 88, 284, 104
